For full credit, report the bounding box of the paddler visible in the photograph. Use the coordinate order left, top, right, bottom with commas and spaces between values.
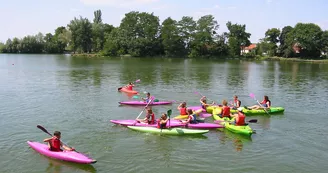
177, 102, 188, 115
157, 113, 169, 129
43, 131, 75, 152
231, 107, 246, 126
142, 92, 152, 103
200, 96, 215, 110
218, 100, 233, 118
246, 95, 271, 110
124, 82, 134, 90
231, 95, 241, 110
136, 107, 156, 124
181, 109, 203, 124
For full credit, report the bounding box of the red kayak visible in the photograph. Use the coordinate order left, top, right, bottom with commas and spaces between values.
119, 87, 138, 94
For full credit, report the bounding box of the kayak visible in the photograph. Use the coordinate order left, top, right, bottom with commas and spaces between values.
27, 141, 96, 164
127, 126, 209, 135
206, 106, 215, 113
119, 87, 138, 94
230, 107, 285, 115
182, 122, 224, 129
119, 101, 172, 106
212, 107, 253, 136
110, 119, 184, 127
187, 106, 206, 112
173, 112, 212, 120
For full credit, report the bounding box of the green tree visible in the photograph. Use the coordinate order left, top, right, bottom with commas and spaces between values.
321, 30, 328, 56
226, 21, 251, 56
277, 26, 293, 57
189, 15, 219, 57
68, 16, 93, 53
178, 16, 197, 54
0, 42, 5, 53
263, 28, 280, 56
286, 23, 323, 58
160, 17, 185, 57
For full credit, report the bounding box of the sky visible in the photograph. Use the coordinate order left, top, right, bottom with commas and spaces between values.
0, 0, 327, 43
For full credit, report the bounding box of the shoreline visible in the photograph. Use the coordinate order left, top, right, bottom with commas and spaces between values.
69, 53, 328, 63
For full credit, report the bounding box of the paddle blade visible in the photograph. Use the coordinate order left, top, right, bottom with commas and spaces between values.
37, 125, 52, 136
248, 119, 258, 123
249, 93, 255, 99
132, 95, 139, 99
118, 87, 122, 91
167, 109, 172, 117
135, 79, 141, 83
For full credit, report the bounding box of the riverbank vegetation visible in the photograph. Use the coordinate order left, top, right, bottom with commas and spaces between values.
1, 10, 327, 59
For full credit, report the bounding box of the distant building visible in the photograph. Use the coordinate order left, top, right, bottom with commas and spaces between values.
241, 43, 257, 55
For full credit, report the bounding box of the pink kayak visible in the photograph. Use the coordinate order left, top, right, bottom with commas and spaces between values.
110, 120, 184, 127
27, 141, 96, 164
119, 101, 172, 106
110, 120, 223, 129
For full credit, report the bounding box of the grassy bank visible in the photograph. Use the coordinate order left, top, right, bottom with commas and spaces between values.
257, 56, 328, 63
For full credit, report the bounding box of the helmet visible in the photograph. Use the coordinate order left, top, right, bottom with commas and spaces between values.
237, 107, 243, 112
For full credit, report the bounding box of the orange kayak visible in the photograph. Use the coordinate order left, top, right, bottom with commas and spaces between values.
119, 87, 138, 94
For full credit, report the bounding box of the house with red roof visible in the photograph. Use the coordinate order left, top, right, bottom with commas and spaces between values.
241, 43, 257, 55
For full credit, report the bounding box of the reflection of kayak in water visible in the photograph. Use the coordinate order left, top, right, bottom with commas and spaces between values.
127, 126, 209, 135
27, 141, 96, 164
118, 87, 138, 94
45, 154, 97, 173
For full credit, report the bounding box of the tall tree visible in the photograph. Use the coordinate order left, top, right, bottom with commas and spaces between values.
264, 28, 280, 56
226, 21, 251, 56
160, 17, 185, 57
321, 30, 328, 56
278, 26, 293, 57
178, 16, 196, 54
68, 16, 93, 53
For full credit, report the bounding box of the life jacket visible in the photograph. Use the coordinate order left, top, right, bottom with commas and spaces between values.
50, 137, 61, 152
222, 106, 231, 117
236, 112, 246, 126
188, 114, 197, 124
180, 107, 187, 115
233, 99, 241, 107
157, 118, 167, 129
261, 100, 271, 107
146, 113, 155, 124
127, 85, 133, 90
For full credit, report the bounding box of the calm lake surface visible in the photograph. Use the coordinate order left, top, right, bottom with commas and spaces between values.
1, 54, 328, 173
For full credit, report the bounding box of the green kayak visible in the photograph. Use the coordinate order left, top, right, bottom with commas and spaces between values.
212, 108, 253, 136
127, 126, 209, 135
211, 106, 284, 115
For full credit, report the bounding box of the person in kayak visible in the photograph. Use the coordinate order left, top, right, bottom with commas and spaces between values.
181, 109, 202, 124
246, 95, 271, 110
231, 95, 241, 110
200, 96, 214, 110
124, 82, 134, 90
218, 100, 233, 118
157, 113, 169, 129
177, 102, 188, 115
142, 92, 153, 103
43, 131, 74, 152
136, 107, 155, 124
231, 107, 246, 126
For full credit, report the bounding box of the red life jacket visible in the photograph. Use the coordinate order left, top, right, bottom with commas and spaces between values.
147, 113, 155, 124
180, 107, 187, 115
222, 106, 231, 117
236, 112, 246, 126
127, 85, 133, 90
50, 137, 61, 152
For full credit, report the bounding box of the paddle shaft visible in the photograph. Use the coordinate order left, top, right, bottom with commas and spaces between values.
135, 97, 154, 120
37, 125, 75, 151
252, 96, 270, 115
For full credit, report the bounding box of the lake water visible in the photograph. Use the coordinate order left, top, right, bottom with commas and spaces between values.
1, 54, 328, 173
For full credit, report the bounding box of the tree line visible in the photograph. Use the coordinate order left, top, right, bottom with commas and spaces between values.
0, 10, 327, 58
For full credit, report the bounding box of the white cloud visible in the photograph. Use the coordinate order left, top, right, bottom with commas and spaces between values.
80, 0, 159, 7
266, 0, 273, 4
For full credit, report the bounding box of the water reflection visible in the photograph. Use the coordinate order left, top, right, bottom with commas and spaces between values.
225, 60, 249, 90
218, 129, 252, 152
44, 156, 96, 173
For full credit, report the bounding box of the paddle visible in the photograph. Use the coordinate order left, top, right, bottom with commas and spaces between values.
249, 93, 270, 115
133, 96, 154, 125
118, 79, 140, 91
37, 125, 76, 152
214, 119, 257, 124
194, 91, 216, 105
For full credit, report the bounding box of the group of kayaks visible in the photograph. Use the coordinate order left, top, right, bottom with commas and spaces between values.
27, 80, 285, 165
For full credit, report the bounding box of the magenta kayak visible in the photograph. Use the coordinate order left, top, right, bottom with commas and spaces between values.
119, 101, 172, 106
111, 119, 223, 129
27, 141, 96, 164
110, 119, 184, 127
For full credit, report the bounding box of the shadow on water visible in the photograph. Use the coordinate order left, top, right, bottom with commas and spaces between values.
217, 129, 252, 152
